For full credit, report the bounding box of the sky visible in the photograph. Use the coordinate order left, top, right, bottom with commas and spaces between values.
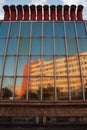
0, 0, 87, 20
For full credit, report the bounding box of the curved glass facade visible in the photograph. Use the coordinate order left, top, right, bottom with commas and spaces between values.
0, 21, 87, 101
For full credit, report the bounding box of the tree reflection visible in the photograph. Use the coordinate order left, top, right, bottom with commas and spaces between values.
2, 87, 13, 99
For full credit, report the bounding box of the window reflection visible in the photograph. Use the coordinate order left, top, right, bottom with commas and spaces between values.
43, 22, 53, 37
43, 77, 55, 100
19, 38, 29, 55
0, 22, 9, 37
56, 77, 69, 100
43, 38, 54, 55
10, 22, 20, 37
80, 55, 87, 76
21, 22, 31, 37
32, 22, 42, 37
68, 56, 80, 76
79, 39, 87, 54
7, 38, 18, 55
54, 22, 64, 37
2, 77, 14, 100
76, 22, 87, 37
0, 39, 6, 55
55, 38, 65, 55
70, 77, 82, 100
67, 38, 78, 55
65, 22, 76, 37
83, 77, 87, 100
0, 56, 3, 76
31, 38, 41, 55
17, 56, 28, 76
4, 56, 16, 76
55, 56, 67, 76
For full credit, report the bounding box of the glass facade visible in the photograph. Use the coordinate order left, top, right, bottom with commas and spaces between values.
0, 21, 87, 101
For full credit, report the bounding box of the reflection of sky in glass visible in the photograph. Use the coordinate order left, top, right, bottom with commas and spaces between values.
21, 22, 31, 37
0, 23, 9, 37
10, 22, 20, 37
7, 38, 18, 55
16, 78, 22, 87
31, 38, 41, 55
0, 39, 6, 55
65, 22, 76, 37
67, 38, 78, 55
43, 22, 53, 37
43, 38, 53, 55
19, 38, 29, 55
4, 56, 16, 76
54, 22, 64, 37
17, 56, 28, 76
78, 39, 87, 53
2, 78, 14, 87
0, 56, 3, 75
55, 38, 65, 55
76, 22, 87, 37
32, 22, 42, 37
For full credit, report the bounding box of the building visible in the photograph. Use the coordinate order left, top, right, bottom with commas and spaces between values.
0, 4, 87, 128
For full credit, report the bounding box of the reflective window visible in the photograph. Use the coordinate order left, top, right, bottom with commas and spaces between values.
10, 22, 20, 37
7, 38, 18, 55
0, 39, 6, 55
76, 22, 87, 37
43, 22, 53, 37
78, 39, 87, 54
0, 22, 9, 37
4, 56, 16, 76
43, 38, 54, 55
67, 38, 78, 55
54, 22, 64, 37
0, 56, 3, 75
55, 38, 66, 55
17, 56, 28, 76
21, 22, 31, 37
70, 77, 83, 100
19, 38, 29, 55
31, 38, 41, 55
2, 77, 14, 100
65, 22, 76, 37
32, 22, 42, 37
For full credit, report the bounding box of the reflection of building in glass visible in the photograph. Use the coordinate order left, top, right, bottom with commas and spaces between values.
21, 52, 87, 100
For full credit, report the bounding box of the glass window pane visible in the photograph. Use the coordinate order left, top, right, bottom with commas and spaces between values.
0, 56, 3, 76
43, 77, 55, 100
0, 39, 6, 55
7, 38, 18, 55
30, 56, 42, 77
2, 77, 14, 100
43, 56, 54, 76
55, 38, 66, 55
0, 22, 9, 37
68, 56, 80, 76
65, 22, 76, 37
43, 22, 53, 37
67, 38, 78, 55
70, 77, 83, 100
21, 22, 31, 37
15, 77, 25, 100
80, 55, 87, 76
10, 22, 20, 37
4, 56, 16, 76
29, 77, 41, 100
76, 22, 87, 37
17, 56, 28, 76
79, 39, 87, 54
55, 56, 67, 76
32, 22, 42, 37
43, 38, 54, 55
19, 38, 29, 55
54, 22, 64, 37
31, 38, 41, 55
83, 76, 87, 100
56, 77, 69, 100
